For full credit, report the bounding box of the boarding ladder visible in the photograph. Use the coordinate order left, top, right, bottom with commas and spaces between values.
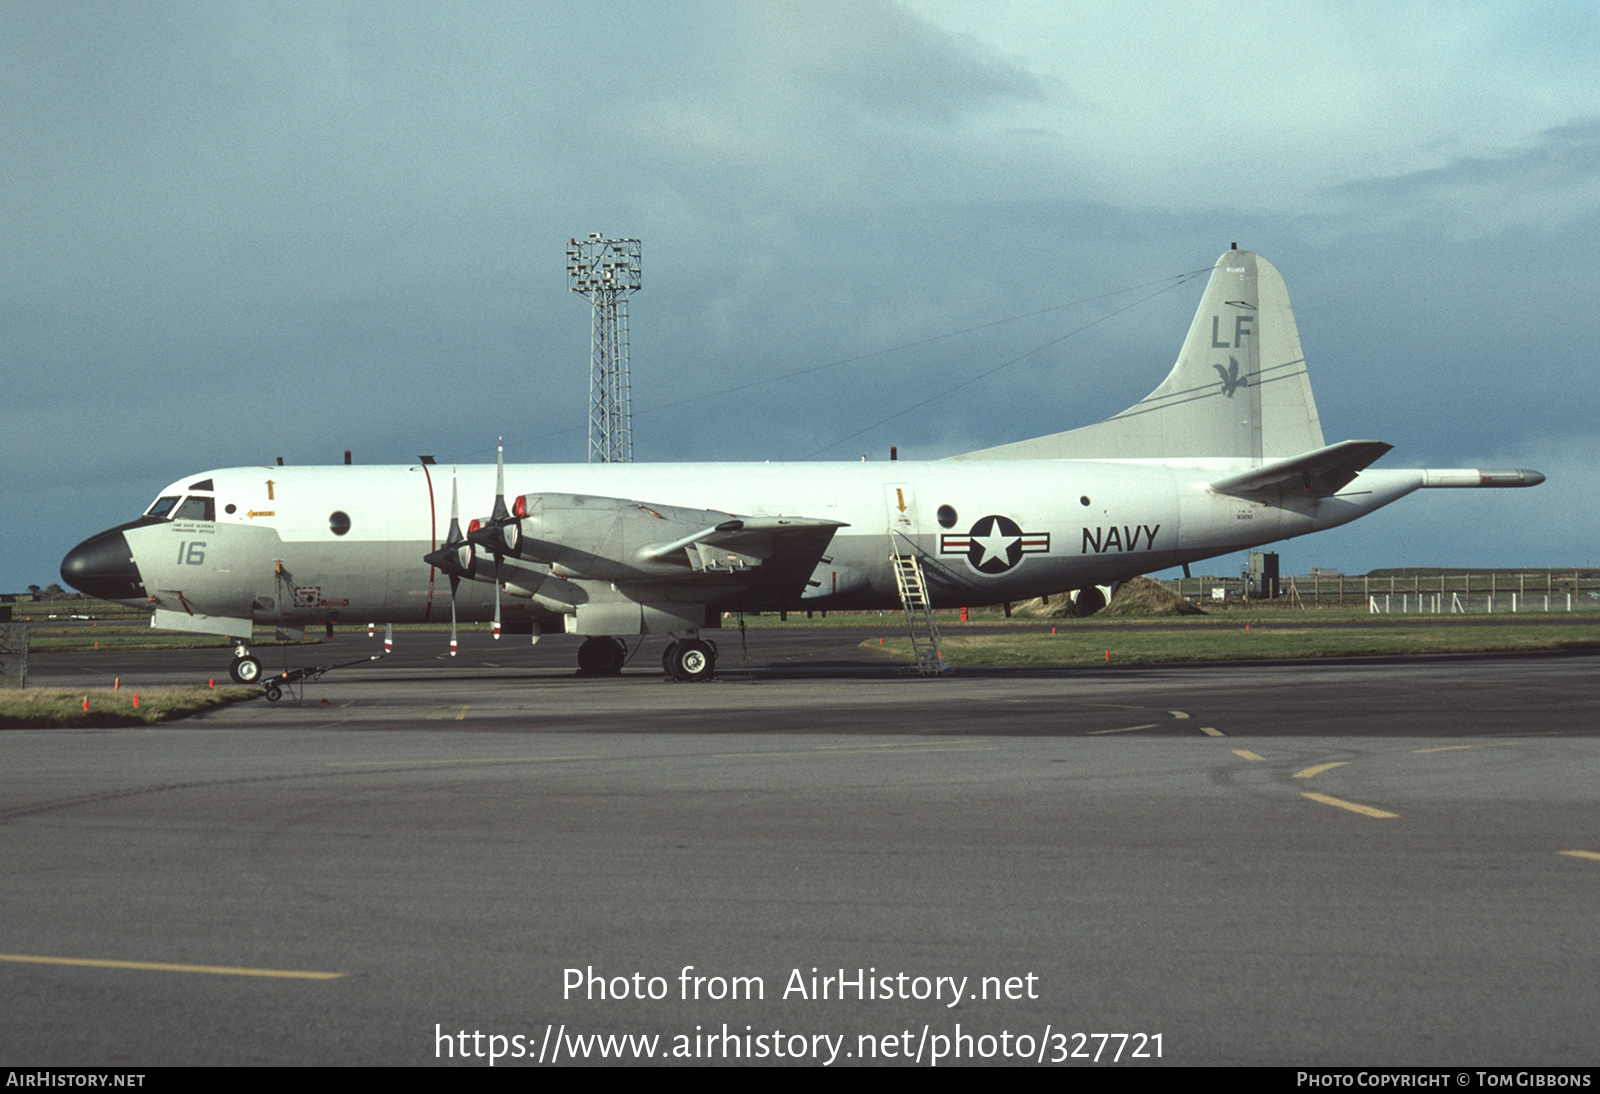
889, 532, 950, 677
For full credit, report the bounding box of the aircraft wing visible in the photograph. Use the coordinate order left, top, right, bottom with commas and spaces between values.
506, 492, 846, 599
1208, 440, 1394, 498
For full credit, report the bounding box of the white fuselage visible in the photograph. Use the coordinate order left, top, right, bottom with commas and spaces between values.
117, 458, 1427, 636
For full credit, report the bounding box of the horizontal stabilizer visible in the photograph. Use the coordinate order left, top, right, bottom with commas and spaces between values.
1209, 440, 1393, 498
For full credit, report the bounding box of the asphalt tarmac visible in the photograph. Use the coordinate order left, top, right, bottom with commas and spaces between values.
4, 632, 1598, 1066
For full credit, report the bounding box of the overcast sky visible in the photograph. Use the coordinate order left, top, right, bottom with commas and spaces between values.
5, 1, 1599, 593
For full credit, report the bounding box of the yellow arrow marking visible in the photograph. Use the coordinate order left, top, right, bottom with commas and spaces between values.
895, 488, 907, 513
265, 479, 275, 501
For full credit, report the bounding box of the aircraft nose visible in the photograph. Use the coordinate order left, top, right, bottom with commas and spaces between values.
61, 527, 147, 601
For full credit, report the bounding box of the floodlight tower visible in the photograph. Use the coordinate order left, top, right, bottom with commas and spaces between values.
567, 233, 642, 462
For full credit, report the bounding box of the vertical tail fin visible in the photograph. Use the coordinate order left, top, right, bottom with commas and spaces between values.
955, 249, 1324, 462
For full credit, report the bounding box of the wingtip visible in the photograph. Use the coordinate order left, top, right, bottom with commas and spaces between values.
1421, 468, 1546, 488
1480, 468, 1545, 487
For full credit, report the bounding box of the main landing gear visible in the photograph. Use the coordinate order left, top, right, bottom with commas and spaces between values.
661, 638, 716, 682
575, 635, 717, 680
576, 636, 627, 676
229, 641, 262, 685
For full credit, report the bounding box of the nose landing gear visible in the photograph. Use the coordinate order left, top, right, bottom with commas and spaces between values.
229, 642, 262, 685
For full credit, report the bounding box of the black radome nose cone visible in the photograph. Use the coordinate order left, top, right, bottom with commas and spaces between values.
61, 527, 147, 601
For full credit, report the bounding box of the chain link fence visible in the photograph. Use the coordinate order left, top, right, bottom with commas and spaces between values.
1161, 571, 1600, 612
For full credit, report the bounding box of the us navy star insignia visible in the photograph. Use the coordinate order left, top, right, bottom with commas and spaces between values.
940, 515, 1049, 575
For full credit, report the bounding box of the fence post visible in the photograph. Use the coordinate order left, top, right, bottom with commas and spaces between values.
0, 623, 28, 688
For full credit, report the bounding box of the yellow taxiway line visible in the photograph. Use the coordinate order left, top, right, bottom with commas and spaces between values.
328, 755, 602, 767
1232, 749, 1265, 761
1301, 792, 1397, 819
1558, 850, 1600, 862
0, 953, 343, 980
1412, 742, 1515, 754
1293, 762, 1348, 779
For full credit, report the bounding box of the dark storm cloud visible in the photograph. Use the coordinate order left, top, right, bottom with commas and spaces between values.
1330, 117, 1600, 223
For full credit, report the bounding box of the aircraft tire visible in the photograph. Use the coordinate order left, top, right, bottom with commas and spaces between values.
577, 636, 625, 676
661, 641, 679, 675
263, 684, 282, 702
669, 639, 715, 682
230, 656, 262, 685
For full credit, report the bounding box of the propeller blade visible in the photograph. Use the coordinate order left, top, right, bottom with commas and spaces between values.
423, 471, 476, 578
467, 440, 520, 556
492, 555, 502, 640
494, 438, 505, 510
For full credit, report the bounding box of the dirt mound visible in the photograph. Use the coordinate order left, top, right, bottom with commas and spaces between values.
1101, 575, 1205, 616
1012, 593, 1079, 618
1011, 577, 1204, 618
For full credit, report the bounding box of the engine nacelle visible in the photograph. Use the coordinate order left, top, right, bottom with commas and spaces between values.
1070, 584, 1117, 617
511, 494, 747, 582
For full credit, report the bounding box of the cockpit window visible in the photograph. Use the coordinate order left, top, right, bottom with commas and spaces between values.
146, 495, 181, 519
172, 496, 216, 521
187, 479, 214, 492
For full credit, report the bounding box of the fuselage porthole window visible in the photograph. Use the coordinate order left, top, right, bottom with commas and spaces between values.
936, 504, 958, 529
329, 511, 352, 536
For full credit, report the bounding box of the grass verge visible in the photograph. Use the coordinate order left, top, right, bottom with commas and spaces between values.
867, 622, 1600, 667
0, 687, 259, 729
